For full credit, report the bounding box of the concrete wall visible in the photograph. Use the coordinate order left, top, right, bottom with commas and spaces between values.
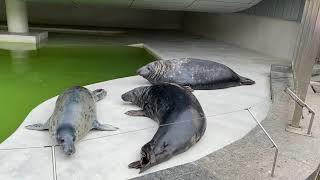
0, 0, 5, 20
183, 12, 299, 61
243, 0, 305, 22
0, 1, 184, 30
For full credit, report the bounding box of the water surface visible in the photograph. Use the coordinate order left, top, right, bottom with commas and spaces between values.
0, 46, 154, 142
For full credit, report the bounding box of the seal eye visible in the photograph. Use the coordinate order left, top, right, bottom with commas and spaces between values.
162, 142, 168, 149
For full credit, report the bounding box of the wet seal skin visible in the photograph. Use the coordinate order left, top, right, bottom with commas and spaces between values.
122, 83, 206, 173
26, 86, 118, 155
137, 58, 255, 90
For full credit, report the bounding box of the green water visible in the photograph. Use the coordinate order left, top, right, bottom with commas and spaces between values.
0, 46, 154, 143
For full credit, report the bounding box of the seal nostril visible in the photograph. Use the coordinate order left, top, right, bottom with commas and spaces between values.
137, 68, 149, 77
121, 94, 126, 100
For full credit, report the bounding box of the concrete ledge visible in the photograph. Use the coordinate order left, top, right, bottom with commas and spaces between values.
270, 64, 294, 101
128, 43, 162, 59
0, 31, 48, 44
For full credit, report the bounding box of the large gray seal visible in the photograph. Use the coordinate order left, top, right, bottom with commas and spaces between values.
121, 83, 206, 173
137, 58, 255, 90
26, 86, 118, 155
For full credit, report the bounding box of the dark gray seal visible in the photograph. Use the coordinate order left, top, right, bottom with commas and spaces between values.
121, 83, 206, 173
26, 86, 118, 155
137, 58, 255, 90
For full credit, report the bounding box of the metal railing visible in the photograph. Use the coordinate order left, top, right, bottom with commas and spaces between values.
246, 108, 278, 177
284, 88, 315, 136
51, 146, 58, 180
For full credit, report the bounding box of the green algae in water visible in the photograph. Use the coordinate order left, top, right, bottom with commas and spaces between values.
0, 46, 154, 143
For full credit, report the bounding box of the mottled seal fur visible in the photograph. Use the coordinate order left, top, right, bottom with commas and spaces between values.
137, 58, 255, 90
26, 86, 118, 155
122, 83, 206, 173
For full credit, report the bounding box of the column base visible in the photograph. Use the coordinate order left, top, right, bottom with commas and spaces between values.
285, 124, 312, 137
0, 31, 48, 50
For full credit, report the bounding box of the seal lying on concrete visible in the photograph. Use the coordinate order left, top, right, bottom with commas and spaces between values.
26, 86, 118, 155
122, 83, 206, 173
137, 58, 255, 90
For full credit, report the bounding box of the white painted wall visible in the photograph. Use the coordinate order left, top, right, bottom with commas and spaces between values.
183, 12, 300, 61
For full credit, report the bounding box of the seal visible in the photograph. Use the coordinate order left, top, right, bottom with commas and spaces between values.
121, 83, 206, 173
25, 86, 118, 155
137, 58, 255, 90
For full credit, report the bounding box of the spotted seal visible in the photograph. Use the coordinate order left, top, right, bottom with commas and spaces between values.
121, 83, 206, 173
26, 86, 118, 155
137, 58, 255, 90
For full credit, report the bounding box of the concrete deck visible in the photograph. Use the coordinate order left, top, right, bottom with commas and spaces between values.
0, 31, 287, 180
132, 63, 320, 180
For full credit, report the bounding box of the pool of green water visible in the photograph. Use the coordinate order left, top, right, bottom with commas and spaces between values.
0, 46, 154, 143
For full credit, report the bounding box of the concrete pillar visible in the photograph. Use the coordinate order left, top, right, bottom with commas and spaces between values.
5, 0, 29, 33
291, 0, 320, 128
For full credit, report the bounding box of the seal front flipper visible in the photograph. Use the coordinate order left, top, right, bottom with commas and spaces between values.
125, 110, 147, 117
91, 120, 118, 131
25, 121, 49, 131
92, 89, 107, 102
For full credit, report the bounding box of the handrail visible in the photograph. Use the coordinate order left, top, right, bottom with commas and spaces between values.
284, 88, 315, 135
247, 108, 278, 177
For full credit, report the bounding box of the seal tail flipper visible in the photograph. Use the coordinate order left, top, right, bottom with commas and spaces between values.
25, 123, 49, 131
91, 120, 118, 131
92, 89, 107, 102
128, 161, 152, 174
128, 161, 142, 169
239, 76, 255, 85
139, 163, 153, 174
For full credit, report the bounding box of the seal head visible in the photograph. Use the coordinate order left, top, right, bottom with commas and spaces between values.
137, 62, 158, 79
56, 125, 76, 156
121, 86, 149, 106
137, 61, 167, 83
137, 65, 151, 78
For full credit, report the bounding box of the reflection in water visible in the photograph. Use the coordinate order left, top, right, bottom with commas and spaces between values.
10, 50, 31, 74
